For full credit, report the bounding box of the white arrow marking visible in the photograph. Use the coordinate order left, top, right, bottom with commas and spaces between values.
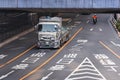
0, 70, 15, 80
105, 66, 118, 72
41, 72, 53, 80
0, 54, 7, 59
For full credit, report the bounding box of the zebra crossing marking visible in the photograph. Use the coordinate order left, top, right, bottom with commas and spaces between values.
65, 57, 107, 80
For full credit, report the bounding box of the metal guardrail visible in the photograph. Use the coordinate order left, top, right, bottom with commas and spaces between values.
111, 16, 117, 27
110, 15, 120, 37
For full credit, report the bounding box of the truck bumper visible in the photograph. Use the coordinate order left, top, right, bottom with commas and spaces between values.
37, 40, 60, 48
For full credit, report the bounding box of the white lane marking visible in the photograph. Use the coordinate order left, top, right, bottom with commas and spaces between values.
0, 70, 15, 80
69, 46, 81, 52
30, 52, 46, 57
64, 54, 77, 58
90, 28, 93, 31
48, 65, 65, 71
41, 72, 54, 80
12, 64, 29, 70
99, 28, 103, 31
65, 57, 106, 80
0, 54, 7, 59
86, 20, 90, 23
94, 54, 119, 73
22, 52, 46, 63
104, 66, 118, 72
90, 28, 102, 31
57, 58, 74, 64
94, 54, 116, 65
76, 39, 88, 46
77, 39, 88, 43
111, 41, 120, 48
22, 57, 40, 63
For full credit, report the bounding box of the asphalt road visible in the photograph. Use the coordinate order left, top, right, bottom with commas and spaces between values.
0, 13, 120, 80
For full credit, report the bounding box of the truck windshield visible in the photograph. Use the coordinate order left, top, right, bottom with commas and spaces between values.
38, 24, 58, 32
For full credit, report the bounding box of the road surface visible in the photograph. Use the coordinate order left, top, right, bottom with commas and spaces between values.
0, 13, 120, 80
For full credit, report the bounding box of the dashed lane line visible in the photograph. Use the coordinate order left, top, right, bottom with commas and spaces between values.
0, 45, 36, 68
99, 41, 120, 59
19, 27, 83, 80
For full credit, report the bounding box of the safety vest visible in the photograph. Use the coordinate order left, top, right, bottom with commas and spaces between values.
92, 16, 97, 19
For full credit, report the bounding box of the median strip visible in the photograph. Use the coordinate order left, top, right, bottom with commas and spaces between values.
19, 27, 83, 80
99, 41, 120, 59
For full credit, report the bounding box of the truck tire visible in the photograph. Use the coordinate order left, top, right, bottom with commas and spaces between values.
66, 34, 70, 42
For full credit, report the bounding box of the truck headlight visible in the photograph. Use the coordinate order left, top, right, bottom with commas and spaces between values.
40, 37, 44, 40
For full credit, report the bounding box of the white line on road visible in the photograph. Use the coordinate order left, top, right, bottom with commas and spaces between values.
0, 70, 15, 80
111, 41, 120, 48
86, 20, 90, 23
41, 72, 54, 80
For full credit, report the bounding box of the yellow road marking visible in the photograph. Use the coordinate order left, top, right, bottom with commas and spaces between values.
19, 27, 83, 80
99, 41, 120, 59
0, 45, 36, 68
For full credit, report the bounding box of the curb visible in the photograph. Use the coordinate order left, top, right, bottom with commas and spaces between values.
0, 28, 34, 48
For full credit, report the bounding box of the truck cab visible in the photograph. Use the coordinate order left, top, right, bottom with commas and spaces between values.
35, 17, 70, 48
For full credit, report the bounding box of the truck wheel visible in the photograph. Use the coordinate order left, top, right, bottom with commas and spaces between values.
56, 40, 61, 49
58, 40, 62, 48
66, 34, 70, 41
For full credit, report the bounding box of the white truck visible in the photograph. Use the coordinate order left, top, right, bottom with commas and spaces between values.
35, 17, 70, 48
